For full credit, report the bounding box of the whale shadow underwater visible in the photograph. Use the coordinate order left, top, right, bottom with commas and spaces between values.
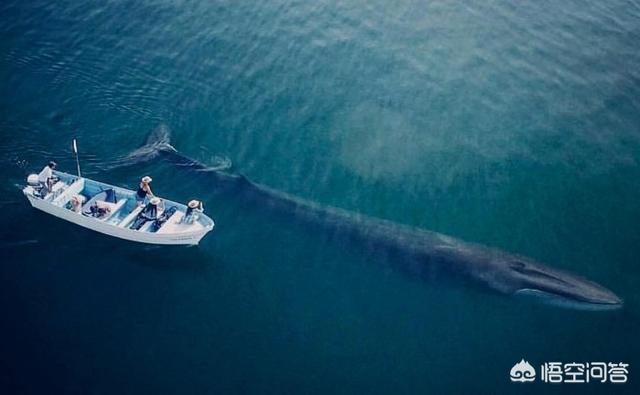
119, 125, 622, 310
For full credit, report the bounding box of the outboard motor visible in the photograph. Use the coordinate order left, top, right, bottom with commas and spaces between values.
27, 174, 47, 197
27, 174, 39, 186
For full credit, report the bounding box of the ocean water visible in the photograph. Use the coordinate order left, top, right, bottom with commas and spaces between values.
1, 0, 640, 393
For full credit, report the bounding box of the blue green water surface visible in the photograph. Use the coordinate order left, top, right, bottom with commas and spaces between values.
1, 1, 640, 393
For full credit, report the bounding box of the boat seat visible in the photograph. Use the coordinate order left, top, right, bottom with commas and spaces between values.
138, 220, 155, 232
82, 189, 117, 217
118, 206, 144, 228
101, 199, 127, 221
44, 181, 67, 201
156, 211, 184, 234
52, 178, 85, 206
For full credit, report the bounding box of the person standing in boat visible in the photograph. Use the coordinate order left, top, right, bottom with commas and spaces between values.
136, 176, 154, 206
37, 161, 57, 193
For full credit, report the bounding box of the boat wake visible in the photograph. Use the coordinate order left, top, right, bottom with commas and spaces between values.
0, 239, 39, 248
0, 199, 19, 208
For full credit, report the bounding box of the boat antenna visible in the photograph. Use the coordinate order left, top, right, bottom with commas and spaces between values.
72, 138, 82, 178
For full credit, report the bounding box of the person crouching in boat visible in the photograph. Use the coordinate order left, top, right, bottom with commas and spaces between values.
183, 199, 203, 224
131, 197, 161, 230
37, 161, 57, 194
143, 197, 160, 219
136, 176, 154, 206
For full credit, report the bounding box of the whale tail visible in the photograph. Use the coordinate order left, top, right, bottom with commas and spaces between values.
105, 124, 232, 172
141, 124, 175, 151
102, 124, 176, 170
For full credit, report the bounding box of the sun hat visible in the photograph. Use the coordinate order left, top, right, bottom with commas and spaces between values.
150, 197, 161, 205
141, 176, 152, 183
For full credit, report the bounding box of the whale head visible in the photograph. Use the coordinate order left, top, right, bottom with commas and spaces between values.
506, 258, 622, 310
431, 239, 622, 310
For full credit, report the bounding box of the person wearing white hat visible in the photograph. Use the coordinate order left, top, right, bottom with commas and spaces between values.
130, 196, 161, 230
135, 175, 154, 206
183, 199, 203, 224
145, 197, 162, 218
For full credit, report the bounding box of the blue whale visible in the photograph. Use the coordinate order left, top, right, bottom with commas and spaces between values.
125, 126, 622, 310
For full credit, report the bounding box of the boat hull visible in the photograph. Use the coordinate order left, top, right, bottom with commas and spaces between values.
26, 193, 209, 246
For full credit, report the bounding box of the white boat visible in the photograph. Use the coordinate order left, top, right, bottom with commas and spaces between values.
23, 170, 214, 245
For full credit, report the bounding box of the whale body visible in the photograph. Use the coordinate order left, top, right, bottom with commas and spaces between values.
125, 126, 622, 310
